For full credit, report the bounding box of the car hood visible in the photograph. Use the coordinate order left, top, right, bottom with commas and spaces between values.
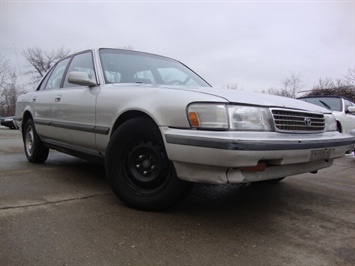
108, 83, 330, 113
167, 86, 331, 113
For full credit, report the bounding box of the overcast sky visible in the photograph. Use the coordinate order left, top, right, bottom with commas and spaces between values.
1, 0, 354, 92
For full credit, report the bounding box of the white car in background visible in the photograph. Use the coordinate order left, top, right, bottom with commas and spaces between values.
298, 96, 355, 134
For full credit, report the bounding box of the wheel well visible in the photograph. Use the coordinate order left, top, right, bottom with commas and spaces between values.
22, 111, 33, 133
336, 121, 342, 132
111, 111, 158, 137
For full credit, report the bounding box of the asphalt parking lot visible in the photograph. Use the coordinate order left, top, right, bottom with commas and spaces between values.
1, 128, 354, 265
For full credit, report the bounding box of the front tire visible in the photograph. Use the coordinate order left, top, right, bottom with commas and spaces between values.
23, 119, 49, 163
105, 117, 192, 211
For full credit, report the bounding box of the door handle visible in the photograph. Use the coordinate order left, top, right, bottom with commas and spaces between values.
32, 96, 36, 102
55, 95, 62, 102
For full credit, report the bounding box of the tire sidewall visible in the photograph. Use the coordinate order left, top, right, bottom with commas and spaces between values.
105, 117, 191, 211
24, 119, 49, 163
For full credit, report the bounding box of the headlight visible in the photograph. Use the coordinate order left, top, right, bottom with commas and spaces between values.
187, 104, 273, 131
228, 106, 273, 131
324, 114, 337, 131
187, 104, 229, 129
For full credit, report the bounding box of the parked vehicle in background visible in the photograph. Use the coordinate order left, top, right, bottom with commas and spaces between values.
1, 116, 17, 129
14, 48, 355, 211
298, 95, 355, 134
350, 129, 355, 153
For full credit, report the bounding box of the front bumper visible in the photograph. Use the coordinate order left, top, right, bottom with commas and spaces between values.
162, 128, 355, 184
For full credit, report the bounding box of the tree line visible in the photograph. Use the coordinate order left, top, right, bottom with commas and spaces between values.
261, 71, 355, 102
0, 47, 354, 117
0, 47, 71, 117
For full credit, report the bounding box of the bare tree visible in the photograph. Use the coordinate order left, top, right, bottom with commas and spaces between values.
262, 87, 280, 96
263, 72, 303, 98
344, 69, 355, 85
312, 70, 355, 91
0, 56, 11, 89
22, 46, 70, 86
1, 74, 19, 116
280, 71, 303, 98
223, 83, 241, 90
313, 77, 337, 90
0, 56, 23, 116
305, 75, 355, 102
305, 86, 355, 102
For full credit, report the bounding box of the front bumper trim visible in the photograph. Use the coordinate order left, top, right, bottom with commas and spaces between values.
165, 134, 355, 151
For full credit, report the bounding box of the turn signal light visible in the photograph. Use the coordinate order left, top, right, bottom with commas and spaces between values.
189, 112, 200, 127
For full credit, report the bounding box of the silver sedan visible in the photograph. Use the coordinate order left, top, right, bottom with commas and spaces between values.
15, 48, 355, 211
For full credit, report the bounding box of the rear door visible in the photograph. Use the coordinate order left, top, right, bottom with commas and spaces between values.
32, 58, 71, 141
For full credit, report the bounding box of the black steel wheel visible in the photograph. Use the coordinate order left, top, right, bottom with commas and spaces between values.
105, 117, 192, 211
123, 140, 171, 195
23, 119, 49, 163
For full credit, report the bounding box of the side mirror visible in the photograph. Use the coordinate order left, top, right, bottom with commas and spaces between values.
68, 71, 97, 87
347, 106, 355, 113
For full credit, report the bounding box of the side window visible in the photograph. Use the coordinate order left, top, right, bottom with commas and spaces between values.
37, 68, 53, 91
105, 70, 121, 83
63, 52, 96, 88
44, 58, 70, 90
158, 68, 199, 86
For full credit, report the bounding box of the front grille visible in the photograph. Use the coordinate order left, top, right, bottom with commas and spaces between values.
271, 108, 325, 132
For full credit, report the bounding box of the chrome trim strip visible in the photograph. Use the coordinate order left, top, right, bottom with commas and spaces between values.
34, 119, 109, 135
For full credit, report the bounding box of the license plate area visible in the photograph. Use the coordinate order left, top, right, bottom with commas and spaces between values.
310, 149, 332, 161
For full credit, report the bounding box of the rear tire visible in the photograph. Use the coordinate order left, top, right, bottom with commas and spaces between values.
23, 119, 49, 163
105, 117, 192, 211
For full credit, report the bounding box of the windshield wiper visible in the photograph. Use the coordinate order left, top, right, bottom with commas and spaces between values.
318, 100, 332, 110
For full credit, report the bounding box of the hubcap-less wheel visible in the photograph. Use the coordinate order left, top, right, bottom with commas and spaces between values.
124, 140, 170, 195
23, 119, 49, 163
25, 125, 34, 157
105, 117, 193, 211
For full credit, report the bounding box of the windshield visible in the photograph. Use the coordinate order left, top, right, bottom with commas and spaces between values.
300, 97, 342, 112
99, 49, 210, 87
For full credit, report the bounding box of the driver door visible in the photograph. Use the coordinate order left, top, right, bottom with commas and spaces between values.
50, 51, 99, 153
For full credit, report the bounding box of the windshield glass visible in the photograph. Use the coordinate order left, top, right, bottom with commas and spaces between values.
300, 97, 342, 111
99, 49, 210, 87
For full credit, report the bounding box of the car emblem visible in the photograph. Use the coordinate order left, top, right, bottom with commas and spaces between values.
304, 117, 312, 127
